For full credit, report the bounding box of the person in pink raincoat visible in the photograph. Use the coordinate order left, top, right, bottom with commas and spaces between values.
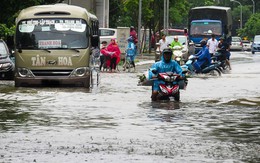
107, 38, 121, 72
100, 41, 115, 71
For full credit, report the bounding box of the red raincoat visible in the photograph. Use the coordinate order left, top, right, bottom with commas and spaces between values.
107, 41, 121, 64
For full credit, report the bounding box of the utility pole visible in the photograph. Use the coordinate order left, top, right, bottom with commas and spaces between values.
138, 0, 142, 56
231, 0, 242, 29
163, 0, 166, 34
251, 0, 255, 14
166, 0, 169, 35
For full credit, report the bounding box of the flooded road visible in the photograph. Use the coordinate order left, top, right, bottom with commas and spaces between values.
0, 51, 260, 162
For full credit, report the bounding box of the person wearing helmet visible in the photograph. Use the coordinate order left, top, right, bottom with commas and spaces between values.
148, 48, 183, 101
193, 39, 211, 72
169, 36, 182, 48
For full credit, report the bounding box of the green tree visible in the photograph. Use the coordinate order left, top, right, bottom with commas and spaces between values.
169, 0, 190, 28
0, 0, 58, 40
231, 5, 252, 35
238, 13, 260, 40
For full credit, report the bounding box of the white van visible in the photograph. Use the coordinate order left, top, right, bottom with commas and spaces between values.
99, 28, 117, 45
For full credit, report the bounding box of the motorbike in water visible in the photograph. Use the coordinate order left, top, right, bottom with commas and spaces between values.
150, 69, 187, 101
181, 55, 222, 77
171, 45, 185, 65
211, 50, 230, 72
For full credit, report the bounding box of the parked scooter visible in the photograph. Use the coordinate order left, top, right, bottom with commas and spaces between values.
150, 69, 186, 101
181, 55, 222, 76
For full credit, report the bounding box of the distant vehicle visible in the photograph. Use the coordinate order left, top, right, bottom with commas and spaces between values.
99, 28, 117, 45
162, 28, 187, 36
230, 36, 243, 51
0, 39, 15, 80
155, 28, 187, 42
251, 35, 260, 54
242, 40, 252, 51
188, 6, 232, 53
166, 35, 194, 61
155, 35, 194, 62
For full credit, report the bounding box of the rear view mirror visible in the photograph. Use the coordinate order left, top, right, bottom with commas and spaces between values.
91, 35, 99, 47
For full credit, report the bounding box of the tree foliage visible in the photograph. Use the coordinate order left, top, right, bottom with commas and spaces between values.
0, 0, 259, 41
238, 13, 260, 40
0, 0, 59, 40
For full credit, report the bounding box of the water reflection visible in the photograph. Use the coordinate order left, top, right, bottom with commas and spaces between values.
205, 105, 260, 144
225, 97, 260, 107
140, 100, 260, 145
0, 99, 30, 131
151, 101, 181, 110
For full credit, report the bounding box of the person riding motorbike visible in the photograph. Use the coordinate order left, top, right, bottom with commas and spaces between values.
193, 39, 211, 72
169, 36, 182, 48
148, 48, 183, 101
217, 36, 231, 70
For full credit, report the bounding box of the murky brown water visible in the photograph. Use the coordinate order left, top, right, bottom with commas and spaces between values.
0, 52, 260, 162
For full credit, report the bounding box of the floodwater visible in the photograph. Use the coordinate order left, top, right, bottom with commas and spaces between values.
0, 52, 260, 163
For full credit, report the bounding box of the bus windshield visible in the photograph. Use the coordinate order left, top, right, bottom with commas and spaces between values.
16, 18, 89, 49
190, 21, 222, 36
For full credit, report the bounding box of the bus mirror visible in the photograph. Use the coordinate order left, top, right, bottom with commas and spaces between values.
91, 35, 99, 47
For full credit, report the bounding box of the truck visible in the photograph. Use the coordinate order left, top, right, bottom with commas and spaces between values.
188, 6, 232, 53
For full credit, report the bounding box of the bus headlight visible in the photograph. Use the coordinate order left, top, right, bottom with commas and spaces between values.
17, 68, 34, 77
71, 67, 89, 77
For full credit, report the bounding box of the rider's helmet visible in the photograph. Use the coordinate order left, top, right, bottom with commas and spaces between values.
162, 48, 173, 63
174, 36, 178, 41
200, 39, 207, 47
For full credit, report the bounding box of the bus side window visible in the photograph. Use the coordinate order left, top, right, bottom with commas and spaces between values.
91, 20, 99, 47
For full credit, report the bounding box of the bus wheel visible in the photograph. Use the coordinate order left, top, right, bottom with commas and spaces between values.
14, 79, 20, 87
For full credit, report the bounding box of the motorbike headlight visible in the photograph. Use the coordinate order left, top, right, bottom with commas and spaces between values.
0, 63, 12, 68
170, 76, 176, 81
164, 76, 171, 82
174, 51, 182, 56
176, 57, 181, 61
18, 68, 34, 77
159, 85, 168, 94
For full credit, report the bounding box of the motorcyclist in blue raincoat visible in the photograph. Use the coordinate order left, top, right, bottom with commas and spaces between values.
148, 48, 183, 101
193, 39, 211, 72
